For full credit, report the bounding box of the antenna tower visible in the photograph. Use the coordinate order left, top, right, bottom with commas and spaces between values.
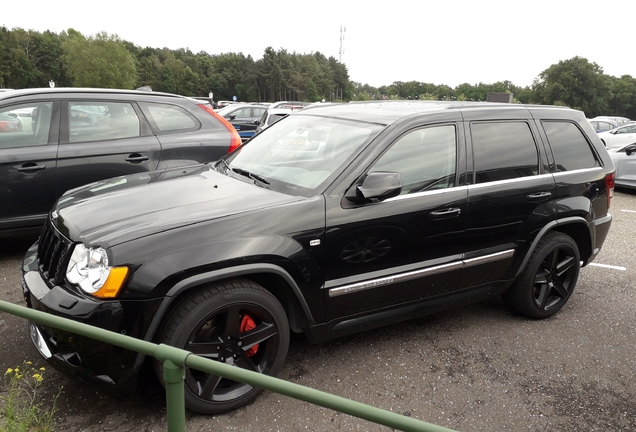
339, 25, 346, 63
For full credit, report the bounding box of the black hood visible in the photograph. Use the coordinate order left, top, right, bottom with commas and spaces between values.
53, 164, 302, 247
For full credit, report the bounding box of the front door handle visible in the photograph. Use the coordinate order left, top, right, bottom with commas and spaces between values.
527, 191, 552, 202
125, 154, 149, 163
430, 207, 461, 220
17, 163, 46, 173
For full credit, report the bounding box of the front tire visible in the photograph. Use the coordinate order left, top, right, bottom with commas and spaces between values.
155, 279, 290, 414
504, 232, 580, 319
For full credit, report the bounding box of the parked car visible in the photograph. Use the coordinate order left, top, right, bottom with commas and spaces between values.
189, 96, 218, 109
0, 112, 21, 132
23, 101, 614, 415
607, 143, 636, 189
216, 100, 240, 109
215, 103, 268, 141
269, 101, 311, 109
597, 123, 636, 148
0, 87, 241, 236
254, 107, 296, 134
593, 116, 631, 126
588, 118, 618, 133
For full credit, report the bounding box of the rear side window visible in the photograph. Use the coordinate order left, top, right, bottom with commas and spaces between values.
69, 102, 140, 143
268, 114, 288, 126
139, 102, 200, 133
471, 121, 539, 183
542, 121, 598, 171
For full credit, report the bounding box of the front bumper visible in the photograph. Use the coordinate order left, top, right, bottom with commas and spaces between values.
22, 242, 163, 395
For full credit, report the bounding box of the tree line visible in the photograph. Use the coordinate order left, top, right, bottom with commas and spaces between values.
1, 27, 635, 119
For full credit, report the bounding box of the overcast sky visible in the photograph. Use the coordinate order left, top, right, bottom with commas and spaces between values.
4, 0, 635, 89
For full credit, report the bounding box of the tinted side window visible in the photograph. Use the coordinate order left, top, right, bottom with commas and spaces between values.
471, 122, 538, 183
139, 102, 200, 133
371, 125, 456, 193
230, 108, 251, 119
0, 102, 53, 148
69, 102, 140, 143
542, 121, 598, 171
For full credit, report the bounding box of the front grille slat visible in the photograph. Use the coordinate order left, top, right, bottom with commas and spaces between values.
37, 218, 73, 286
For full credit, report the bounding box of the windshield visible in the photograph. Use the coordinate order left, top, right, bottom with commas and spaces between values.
222, 114, 384, 197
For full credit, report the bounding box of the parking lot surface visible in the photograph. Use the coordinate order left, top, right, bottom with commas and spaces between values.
1, 191, 635, 431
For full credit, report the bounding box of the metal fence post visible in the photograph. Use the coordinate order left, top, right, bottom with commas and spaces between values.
163, 359, 186, 432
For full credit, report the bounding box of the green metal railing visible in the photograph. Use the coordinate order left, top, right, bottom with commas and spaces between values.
0, 300, 456, 432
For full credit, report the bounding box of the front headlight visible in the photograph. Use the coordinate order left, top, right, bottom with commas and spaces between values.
66, 244, 128, 298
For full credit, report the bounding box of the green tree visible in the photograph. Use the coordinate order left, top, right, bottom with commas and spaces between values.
531, 56, 610, 117
62, 30, 137, 88
31, 31, 70, 87
607, 75, 636, 119
3, 28, 40, 88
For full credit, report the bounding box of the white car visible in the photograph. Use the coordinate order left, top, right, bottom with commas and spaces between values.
597, 123, 636, 149
607, 143, 636, 189
593, 115, 631, 126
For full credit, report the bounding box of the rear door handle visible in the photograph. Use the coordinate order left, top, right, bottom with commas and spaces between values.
430, 207, 461, 220
527, 191, 552, 202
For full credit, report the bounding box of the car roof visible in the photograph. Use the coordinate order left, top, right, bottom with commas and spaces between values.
267, 108, 296, 114
293, 100, 575, 125
0, 87, 188, 102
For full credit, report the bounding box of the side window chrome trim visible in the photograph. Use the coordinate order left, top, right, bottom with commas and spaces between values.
384, 185, 468, 202
552, 167, 603, 177
467, 173, 553, 190
328, 249, 514, 297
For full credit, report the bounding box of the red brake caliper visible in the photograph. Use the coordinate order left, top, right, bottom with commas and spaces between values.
240, 314, 259, 356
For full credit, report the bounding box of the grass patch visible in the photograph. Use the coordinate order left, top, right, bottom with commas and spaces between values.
0, 361, 61, 432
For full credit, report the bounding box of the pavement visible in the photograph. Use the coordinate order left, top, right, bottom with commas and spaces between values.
1, 190, 635, 431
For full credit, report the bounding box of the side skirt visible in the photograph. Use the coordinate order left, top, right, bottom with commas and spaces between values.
303, 281, 512, 344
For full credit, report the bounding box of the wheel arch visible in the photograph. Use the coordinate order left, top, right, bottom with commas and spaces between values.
144, 264, 315, 344
515, 217, 592, 278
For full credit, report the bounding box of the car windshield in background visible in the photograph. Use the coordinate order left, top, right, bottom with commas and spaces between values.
222, 114, 383, 196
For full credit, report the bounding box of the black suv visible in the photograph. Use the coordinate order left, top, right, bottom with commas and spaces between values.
22, 101, 614, 414
0, 88, 241, 236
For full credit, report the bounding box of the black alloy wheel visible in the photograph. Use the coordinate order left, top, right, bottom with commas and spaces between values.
155, 280, 289, 414
504, 232, 580, 319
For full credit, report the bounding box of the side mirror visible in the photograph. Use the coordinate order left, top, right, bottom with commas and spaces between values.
346, 172, 402, 203
625, 144, 636, 156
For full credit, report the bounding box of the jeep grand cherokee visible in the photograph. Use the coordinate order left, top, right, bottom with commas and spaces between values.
22, 101, 614, 414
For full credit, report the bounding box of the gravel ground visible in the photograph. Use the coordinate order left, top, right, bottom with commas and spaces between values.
1, 190, 635, 431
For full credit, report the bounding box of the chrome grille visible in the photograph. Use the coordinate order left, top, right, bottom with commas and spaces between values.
37, 219, 73, 286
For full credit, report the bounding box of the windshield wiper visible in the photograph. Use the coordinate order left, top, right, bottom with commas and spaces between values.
215, 158, 230, 173
231, 167, 270, 187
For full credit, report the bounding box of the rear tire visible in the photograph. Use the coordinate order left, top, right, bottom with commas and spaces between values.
504, 232, 580, 319
154, 279, 289, 414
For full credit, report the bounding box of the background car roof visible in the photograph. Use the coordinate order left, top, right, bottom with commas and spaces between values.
0, 87, 188, 102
